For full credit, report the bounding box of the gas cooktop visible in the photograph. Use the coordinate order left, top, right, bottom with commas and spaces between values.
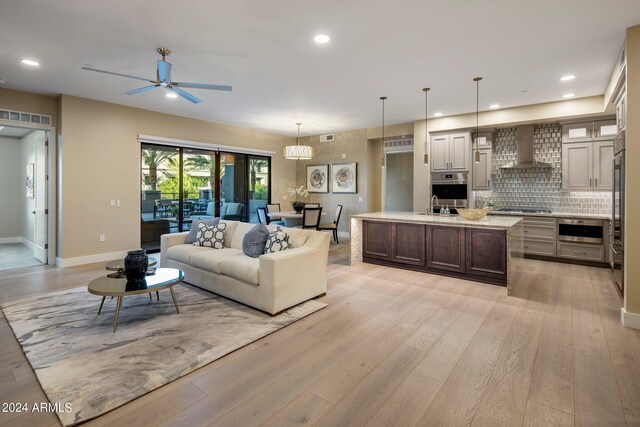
497, 207, 552, 214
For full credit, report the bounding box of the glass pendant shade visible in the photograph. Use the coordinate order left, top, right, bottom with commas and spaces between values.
284, 122, 313, 160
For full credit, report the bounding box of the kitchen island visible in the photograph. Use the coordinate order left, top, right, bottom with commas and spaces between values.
350, 212, 524, 293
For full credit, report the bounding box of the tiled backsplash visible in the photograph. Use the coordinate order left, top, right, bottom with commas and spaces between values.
474, 123, 611, 215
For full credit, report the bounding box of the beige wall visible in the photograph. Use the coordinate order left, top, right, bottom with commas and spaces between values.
625, 26, 640, 315
58, 95, 295, 260
0, 137, 22, 239
0, 87, 58, 126
295, 129, 368, 234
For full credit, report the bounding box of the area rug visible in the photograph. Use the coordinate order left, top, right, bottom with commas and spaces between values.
1, 284, 326, 426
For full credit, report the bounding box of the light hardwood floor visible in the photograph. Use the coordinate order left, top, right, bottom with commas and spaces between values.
0, 245, 636, 426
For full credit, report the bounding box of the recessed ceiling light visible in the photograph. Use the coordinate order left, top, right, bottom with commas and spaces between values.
21, 59, 40, 67
489, 104, 500, 109
562, 93, 575, 99
314, 34, 330, 44
560, 75, 575, 81
433, 112, 443, 117
166, 92, 178, 98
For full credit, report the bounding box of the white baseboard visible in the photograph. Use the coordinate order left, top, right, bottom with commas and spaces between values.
0, 237, 22, 244
56, 250, 128, 268
621, 307, 640, 330
20, 238, 34, 251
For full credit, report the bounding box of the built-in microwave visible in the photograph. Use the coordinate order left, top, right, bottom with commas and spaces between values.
558, 219, 604, 244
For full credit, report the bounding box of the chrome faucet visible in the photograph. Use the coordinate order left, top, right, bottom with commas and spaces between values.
428, 195, 438, 215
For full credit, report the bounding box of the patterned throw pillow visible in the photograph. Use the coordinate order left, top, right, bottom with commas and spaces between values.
185, 218, 220, 244
193, 222, 227, 249
264, 227, 291, 254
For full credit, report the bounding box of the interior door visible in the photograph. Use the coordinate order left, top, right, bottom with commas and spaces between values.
34, 132, 47, 263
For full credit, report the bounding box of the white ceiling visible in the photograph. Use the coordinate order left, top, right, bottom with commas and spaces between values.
1, 1, 639, 137
0, 126, 37, 138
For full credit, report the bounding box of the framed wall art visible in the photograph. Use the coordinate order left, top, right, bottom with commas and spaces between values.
306, 164, 329, 193
331, 162, 357, 193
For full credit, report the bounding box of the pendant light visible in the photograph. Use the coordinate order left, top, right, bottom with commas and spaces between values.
380, 96, 387, 167
422, 87, 430, 164
283, 122, 314, 160
473, 77, 482, 163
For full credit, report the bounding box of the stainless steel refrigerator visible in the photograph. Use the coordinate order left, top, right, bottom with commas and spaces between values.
611, 131, 625, 293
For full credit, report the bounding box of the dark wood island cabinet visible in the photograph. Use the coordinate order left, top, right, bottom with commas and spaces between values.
352, 213, 523, 289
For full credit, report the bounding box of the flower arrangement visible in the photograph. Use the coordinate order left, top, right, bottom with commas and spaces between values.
287, 185, 309, 212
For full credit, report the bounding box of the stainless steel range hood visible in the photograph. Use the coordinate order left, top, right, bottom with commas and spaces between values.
499, 125, 551, 169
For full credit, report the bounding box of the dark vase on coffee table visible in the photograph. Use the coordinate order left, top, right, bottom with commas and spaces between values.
124, 249, 148, 286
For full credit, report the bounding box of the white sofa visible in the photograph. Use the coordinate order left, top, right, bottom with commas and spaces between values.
160, 221, 330, 315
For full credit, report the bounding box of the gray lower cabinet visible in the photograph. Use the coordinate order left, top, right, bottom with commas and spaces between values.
515, 217, 557, 257
557, 242, 604, 262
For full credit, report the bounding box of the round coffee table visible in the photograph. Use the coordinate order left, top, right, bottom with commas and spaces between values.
88, 268, 184, 333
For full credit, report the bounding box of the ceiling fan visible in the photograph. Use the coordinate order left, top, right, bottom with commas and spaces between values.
81, 48, 232, 104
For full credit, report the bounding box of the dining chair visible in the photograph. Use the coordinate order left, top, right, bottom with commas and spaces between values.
299, 207, 322, 230
319, 204, 343, 243
305, 203, 320, 208
265, 203, 284, 225
266, 203, 281, 213
256, 206, 270, 225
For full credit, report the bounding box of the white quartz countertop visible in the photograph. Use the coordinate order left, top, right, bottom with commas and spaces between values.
351, 211, 523, 229
487, 211, 610, 220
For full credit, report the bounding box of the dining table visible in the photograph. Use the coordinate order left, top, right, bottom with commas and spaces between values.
267, 210, 327, 227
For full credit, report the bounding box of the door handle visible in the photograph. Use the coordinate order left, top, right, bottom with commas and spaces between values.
32, 210, 36, 215
595, 178, 598, 187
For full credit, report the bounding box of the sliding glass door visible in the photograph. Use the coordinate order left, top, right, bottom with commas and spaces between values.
140, 144, 271, 251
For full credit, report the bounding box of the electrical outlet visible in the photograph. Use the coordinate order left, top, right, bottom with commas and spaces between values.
341, 153, 346, 159
110, 200, 116, 207
99, 234, 105, 242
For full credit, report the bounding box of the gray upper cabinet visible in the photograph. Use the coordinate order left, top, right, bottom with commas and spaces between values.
562, 142, 592, 190
593, 141, 614, 190
562, 122, 592, 143
594, 119, 618, 140
430, 135, 450, 172
562, 140, 613, 191
430, 132, 471, 172
473, 149, 491, 190
561, 118, 615, 191
474, 131, 493, 149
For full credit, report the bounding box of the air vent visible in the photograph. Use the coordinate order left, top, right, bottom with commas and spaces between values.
320, 134, 334, 142
384, 138, 414, 152
0, 109, 51, 126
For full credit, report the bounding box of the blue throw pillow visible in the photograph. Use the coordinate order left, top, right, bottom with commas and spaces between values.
242, 223, 270, 258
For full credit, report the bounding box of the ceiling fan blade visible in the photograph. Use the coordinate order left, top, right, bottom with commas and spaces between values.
169, 87, 202, 104
157, 60, 173, 84
171, 82, 232, 91
124, 84, 159, 95
81, 66, 153, 83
